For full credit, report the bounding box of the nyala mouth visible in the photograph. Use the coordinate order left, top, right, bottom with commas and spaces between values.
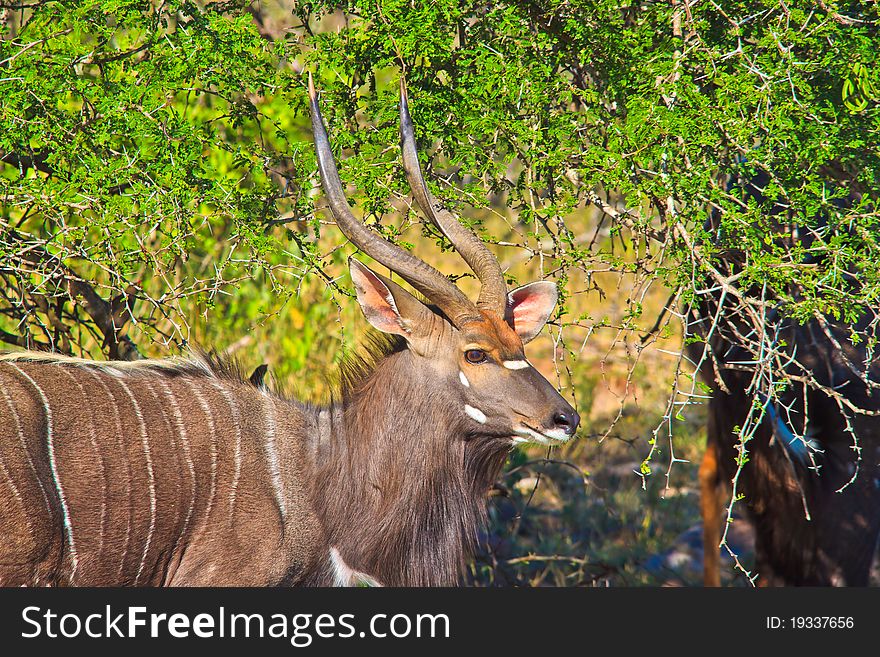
511, 424, 572, 446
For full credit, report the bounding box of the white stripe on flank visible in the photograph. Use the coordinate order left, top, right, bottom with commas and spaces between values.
57, 366, 107, 559
138, 384, 187, 559
86, 370, 133, 580
502, 360, 531, 370
116, 378, 156, 585
459, 371, 470, 388
211, 381, 242, 516
0, 373, 37, 542
262, 397, 287, 522
191, 386, 218, 525
8, 364, 79, 579
157, 380, 196, 543
0, 440, 27, 528
464, 405, 487, 424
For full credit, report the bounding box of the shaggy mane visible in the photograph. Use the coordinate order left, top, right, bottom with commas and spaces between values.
336, 332, 407, 401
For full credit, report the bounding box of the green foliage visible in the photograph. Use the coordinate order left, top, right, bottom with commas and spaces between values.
1, 0, 317, 360
4, 1, 877, 351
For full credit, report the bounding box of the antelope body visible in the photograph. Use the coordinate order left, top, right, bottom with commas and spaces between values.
697, 319, 880, 586
693, 175, 880, 586
0, 356, 326, 586
0, 79, 579, 586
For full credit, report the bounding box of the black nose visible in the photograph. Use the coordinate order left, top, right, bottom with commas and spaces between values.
552, 408, 580, 436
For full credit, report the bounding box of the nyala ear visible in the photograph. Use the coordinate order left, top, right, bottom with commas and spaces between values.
505, 281, 558, 344
349, 258, 434, 339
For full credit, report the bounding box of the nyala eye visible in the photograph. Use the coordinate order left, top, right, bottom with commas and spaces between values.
465, 349, 488, 364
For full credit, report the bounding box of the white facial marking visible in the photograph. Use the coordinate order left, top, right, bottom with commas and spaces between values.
464, 405, 487, 424
503, 360, 531, 370
512, 425, 571, 446
541, 427, 571, 441
459, 371, 470, 388
513, 425, 551, 445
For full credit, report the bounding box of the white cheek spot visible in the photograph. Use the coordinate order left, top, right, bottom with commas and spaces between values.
503, 360, 530, 370
459, 371, 470, 388
464, 405, 487, 424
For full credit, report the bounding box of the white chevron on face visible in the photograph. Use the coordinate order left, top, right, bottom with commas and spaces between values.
464, 405, 487, 424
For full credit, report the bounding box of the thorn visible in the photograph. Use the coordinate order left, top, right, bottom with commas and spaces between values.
399, 78, 411, 127
308, 70, 316, 100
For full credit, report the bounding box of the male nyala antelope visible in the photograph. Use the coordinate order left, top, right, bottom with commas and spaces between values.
0, 77, 580, 587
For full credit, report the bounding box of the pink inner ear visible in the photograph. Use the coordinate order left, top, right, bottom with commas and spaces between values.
506, 282, 557, 342
350, 261, 407, 336
510, 289, 545, 323
359, 286, 403, 332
